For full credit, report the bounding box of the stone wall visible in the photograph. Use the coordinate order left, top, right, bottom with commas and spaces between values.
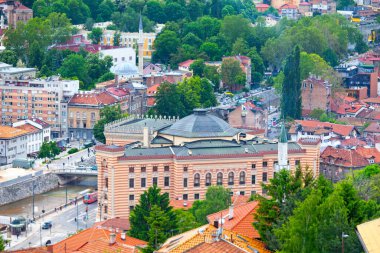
0, 173, 60, 206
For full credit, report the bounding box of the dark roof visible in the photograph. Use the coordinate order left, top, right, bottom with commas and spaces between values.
160, 109, 240, 138
279, 124, 287, 143
151, 136, 173, 144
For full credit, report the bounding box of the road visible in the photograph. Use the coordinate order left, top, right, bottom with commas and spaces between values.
9, 202, 97, 250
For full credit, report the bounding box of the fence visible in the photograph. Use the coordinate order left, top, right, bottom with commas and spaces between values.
0, 170, 44, 188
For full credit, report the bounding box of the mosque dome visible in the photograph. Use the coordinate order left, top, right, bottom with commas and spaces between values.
111, 62, 138, 77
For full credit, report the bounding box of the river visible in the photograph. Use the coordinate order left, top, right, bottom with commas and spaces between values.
0, 177, 97, 217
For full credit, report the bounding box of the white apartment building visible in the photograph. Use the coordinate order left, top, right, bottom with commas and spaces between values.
0, 125, 28, 165
100, 47, 136, 67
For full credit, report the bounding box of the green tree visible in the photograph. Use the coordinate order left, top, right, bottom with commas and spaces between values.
232, 38, 249, 55
174, 209, 200, 233
96, 0, 115, 21
0, 234, 4, 251
38, 141, 61, 159
84, 17, 94, 30
200, 42, 221, 61
220, 15, 251, 48
89, 27, 103, 44
0, 50, 18, 66
153, 30, 180, 64
93, 105, 124, 143
337, 0, 355, 9
190, 186, 231, 224
58, 54, 90, 89
310, 108, 325, 120
145, 0, 166, 23
281, 45, 301, 120
221, 58, 246, 91
204, 65, 220, 88
29, 41, 44, 68
154, 82, 186, 117
129, 185, 177, 241
190, 59, 205, 77
113, 32, 121, 46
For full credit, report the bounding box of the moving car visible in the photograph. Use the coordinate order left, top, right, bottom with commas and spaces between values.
41, 221, 52, 229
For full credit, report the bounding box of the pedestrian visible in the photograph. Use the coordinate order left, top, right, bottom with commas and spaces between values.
74, 217, 77, 222
55, 207, 56, 212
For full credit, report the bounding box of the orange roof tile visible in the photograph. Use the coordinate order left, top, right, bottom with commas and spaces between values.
15, 123, 40, 134
170, 199, 193, 210
320, 146, 369, 168
206, 201, 260, 239
51, 227, 147, 253
69, 92, 118, 106
6, 247, 50, 253
356, 147, 380, 163
293, 120, 355, 137
96, 217, 130, 231
185, 241, 246, 253
0, 125, 29, 139
147, 84, 160, 95
179, 59, 195, 68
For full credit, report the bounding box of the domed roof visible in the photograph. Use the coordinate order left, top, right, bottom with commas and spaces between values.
111, 62, 138, 76
160, 109, 240, 138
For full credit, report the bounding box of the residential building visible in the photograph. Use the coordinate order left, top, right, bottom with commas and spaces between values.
363, 121, 380, 141
13, 118, 50, 156
356, 217, 380, 253
143, 71, 185, 88
47, 226, 147, 252
0, 77, 79, 138
0, 125, 27, 165
311, 0, 336, 14
143, 62, 162, 75
320, 145, 380, 182
68, 91, 118, 141
156, 224, 271, 253
271, 0, 300, 9
0, 0, 33, 28
95, 110, 321, 219
256, 3, 270, 12
301, 76, 331, 116
100, 47, 136, 68
0, 62, 36, 80
279, 4, 300, 19
227, 102, 267, 136
206, 201, 260, 239
146, 83, 159, 108
51, 34, 117, 54
288, 120, 359, 147
298, 1, 312, 15
178, 59, 195, 72
264, 14, 280, 27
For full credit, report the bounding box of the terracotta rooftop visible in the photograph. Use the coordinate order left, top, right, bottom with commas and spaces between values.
147, 83, 160, 95
69, 92, 118, 106
179, 59, 195, 68
170, 199, 193, 210
0, 125, 29, 139
256, 3, 270, 7
184, 241, 246, 253
362, 96, 380, 104
340, 138, 366, 147
290, 120, 355, 137
364, 122, 380, 133
30, 118, 50, 128
95, 144, 125, 152
106, 87, 129, 98
96, 217, 131, 231
15, 123, 40, 134
320, 146, 370, 168
207, 201, 260, 239
51, 226, 147, 253
6, 248, 49, 253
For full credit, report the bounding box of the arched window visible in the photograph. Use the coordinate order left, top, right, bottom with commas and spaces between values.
217, 172, 223, 185
194, 173, 200, 187
228, 172, 234, 185
239, 171, 246, 185
205, 173, 211, 186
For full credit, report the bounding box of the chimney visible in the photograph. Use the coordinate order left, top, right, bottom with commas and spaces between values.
121, 231, 126, 240
228, 205, 234, 220
109, 233, 116, 245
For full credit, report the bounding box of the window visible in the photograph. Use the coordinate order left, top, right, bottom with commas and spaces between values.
153, 177, 158, 185
295, 160, 300, 166
217, 172, 223, 185
262, 188, 267, 195
205, 173, 211, 186
194, 173, 200, 187
105, 178, 108, 188
183, 178, 188, 187
263, 161, 268, 167
122, 57, 125, 61
183, 167, 188, 172
141, 167, 146, 173
240, 191, 245, 196
153, 166, 158, 172
239, 171, 246, 185
104, 205, 108, 214
129, 206, 134, 211
129, 167, 134, 173
251, 190, 256, 196
262, 172, 267, 182
129, 178, 134, 188
164, 166, 170, 172
164, 177, 170, 187
141, 178, 146, 188
251, 164, 256, 169
183, 194, 188, 200
252, 175, 256, 184
194, 194, 200, 200
228, 172, 234, 185
129, 195, 134, 200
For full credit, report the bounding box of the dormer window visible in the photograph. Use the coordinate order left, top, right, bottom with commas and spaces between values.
368, 158, 374, 164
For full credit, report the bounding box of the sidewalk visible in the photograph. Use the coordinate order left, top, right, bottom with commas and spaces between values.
4, 199, 84, 251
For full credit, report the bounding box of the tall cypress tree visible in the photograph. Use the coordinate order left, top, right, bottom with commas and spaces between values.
281, 45, 301, 119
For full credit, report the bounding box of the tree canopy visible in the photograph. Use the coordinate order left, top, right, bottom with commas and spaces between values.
93, 105, 125, 143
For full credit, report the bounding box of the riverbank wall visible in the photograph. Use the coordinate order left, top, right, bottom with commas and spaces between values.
0, 172, 61, 206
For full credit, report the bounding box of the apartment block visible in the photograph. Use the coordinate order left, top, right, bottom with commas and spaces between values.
0, 125, 28, 165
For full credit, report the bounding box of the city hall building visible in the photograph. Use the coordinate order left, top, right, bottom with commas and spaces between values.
95, 109, 321, 219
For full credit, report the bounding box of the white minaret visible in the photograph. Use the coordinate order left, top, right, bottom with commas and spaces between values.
138, 14, 144, 76
277, 123, 288, 171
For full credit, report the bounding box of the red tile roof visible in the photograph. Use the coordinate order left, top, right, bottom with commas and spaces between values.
280, 3, 298, 9
106, 87, 129, 98
51, 227, 147, 253
170, 199, 193, 210
185, 241, 246, 253
364, 122, 380, 133
356, 147, 380, 163
340, 138, 366, 147
256, 3, 270, 7
320, 146, 369, 168
95, 145, 125, 152
69, 92, 118, 106
96, 217, 131, 231
299, 2, 312, 5
6, 248, 49, 253
362, 97, 380, 104
15, 123, 40, 133
291, 120, 355, 137
207, 201, 260, 239
179, 59, 195, 68
147, 84, 160, 95
30, 118, 50, 128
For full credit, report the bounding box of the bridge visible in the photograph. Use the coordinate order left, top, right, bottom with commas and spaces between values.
51, 168, 98, 176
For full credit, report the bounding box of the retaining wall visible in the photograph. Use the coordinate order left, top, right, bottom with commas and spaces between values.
0, 172, 60, 206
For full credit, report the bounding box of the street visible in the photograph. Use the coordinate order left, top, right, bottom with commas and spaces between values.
9, 202, 97, 250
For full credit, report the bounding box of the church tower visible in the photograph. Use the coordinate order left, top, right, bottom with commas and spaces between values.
277, 123, 289, 171
138, 14, 144, 76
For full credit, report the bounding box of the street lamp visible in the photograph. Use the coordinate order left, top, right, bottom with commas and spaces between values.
32, 175, 35, 220
342, 232, 349, 253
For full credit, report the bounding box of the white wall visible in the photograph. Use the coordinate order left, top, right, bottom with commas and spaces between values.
100, 48, 136, 67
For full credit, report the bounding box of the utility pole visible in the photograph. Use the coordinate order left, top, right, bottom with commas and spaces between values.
32, 176, 35, 220
39, 223, 42, 247
76, 198, 79, 231
65, 173, 68, 205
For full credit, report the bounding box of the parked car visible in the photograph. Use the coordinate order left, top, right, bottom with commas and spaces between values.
41, 221, 52, 229
77, 165, 87, 170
